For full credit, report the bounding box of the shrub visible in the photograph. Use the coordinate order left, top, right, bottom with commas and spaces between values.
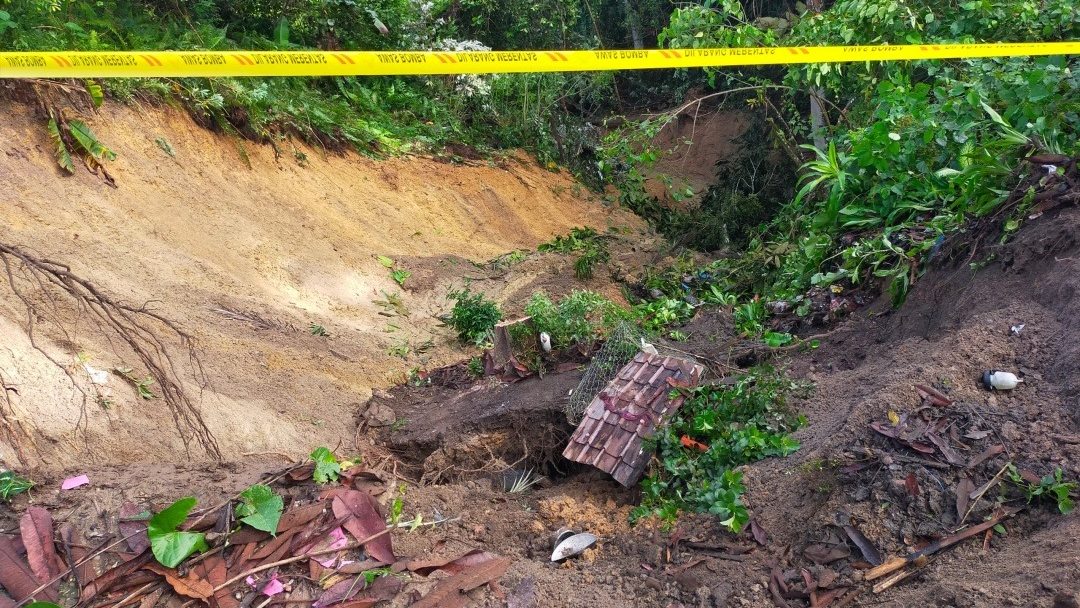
632, 366, 805, 532
524, 290, 627, 349
447, 287, 502, 346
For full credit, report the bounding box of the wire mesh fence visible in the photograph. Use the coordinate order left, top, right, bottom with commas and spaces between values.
565, 322, 645, 424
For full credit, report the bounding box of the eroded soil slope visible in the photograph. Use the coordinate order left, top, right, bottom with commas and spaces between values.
0, 99, 647, 471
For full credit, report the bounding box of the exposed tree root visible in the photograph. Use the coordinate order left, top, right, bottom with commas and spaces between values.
0, 369, 36, 465
0, 241, 222, 460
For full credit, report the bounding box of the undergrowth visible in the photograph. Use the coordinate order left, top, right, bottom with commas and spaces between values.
632, 366, 807, 532
446, 286, 502, 347
0, 0, 664, 175
537, 227, 612, 280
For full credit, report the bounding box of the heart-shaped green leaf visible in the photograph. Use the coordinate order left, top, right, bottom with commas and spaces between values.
235, 484, 284, 535
148, 497, 208, 568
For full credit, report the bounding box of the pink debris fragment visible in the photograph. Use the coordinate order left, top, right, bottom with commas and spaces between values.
261, 575, 285, 596
310, 527, 349, 568
247, 574, 285, 596
61, 475, 90, 490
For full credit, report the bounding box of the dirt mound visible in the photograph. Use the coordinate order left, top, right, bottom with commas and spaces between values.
728, 205, 1080, 607
0, 99, 647, 472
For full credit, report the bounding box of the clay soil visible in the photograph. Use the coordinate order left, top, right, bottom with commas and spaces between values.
1, 99, 1078, 608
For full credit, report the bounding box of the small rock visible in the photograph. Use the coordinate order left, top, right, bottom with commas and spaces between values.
711, 582, 733, 607
1054, 592, 1080, 608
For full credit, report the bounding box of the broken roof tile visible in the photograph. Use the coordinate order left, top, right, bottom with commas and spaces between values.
563, 352, 704, 487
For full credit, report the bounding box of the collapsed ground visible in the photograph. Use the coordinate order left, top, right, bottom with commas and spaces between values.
0, 98, 1077, 607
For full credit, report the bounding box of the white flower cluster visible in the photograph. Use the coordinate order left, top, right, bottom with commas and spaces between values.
434, 38, 494, 99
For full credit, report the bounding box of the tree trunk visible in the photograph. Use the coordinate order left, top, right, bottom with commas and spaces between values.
622, 0, 644, 49
809, 87, 827, 150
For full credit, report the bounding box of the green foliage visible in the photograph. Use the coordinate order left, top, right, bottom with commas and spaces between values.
235, 484, 284, 535
388, 483, 406, 526
155, 137, 176, 157
524, 291, 628, 349
311, 446, 341, 484
115, 366, 156, 399
148, 497, 208, 568
309, 323, 328, 337
632, 298, 693, 333
1008, 466, 1077, 515
0, 0, 636, 167
0, 470, 33, 501
632, 366, 804, 531
84, 80, 104, 108
467, 356, 484, 377
67, 120, 116, 161
599, 0, 1080, 313
390, 268, 411, 288
447, 287, 502, 346
538, 228, 611, 280
47, 118, 74, 174
363, 566, 393, 586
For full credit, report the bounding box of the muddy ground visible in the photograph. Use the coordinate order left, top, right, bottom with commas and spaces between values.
355, 203, 1079, 607
2, 98, 1078, 608
7, 204, 1074, 608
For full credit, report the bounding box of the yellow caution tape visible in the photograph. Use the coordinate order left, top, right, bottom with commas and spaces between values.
0, 42, 1077, 78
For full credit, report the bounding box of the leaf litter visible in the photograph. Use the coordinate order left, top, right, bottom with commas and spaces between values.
0, 459, 512, 608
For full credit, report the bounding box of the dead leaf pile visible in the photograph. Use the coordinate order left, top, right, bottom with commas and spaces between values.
0, 464, 511, 608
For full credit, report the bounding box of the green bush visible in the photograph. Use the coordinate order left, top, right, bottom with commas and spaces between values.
632, 366, 805, 532
447, 287, 502, 346
524, 290, 628, 349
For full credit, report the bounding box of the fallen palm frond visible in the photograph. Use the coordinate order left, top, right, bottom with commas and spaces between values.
0, 241, 221, 460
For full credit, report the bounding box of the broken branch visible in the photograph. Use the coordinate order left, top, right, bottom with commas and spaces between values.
865, 506, 1021, 584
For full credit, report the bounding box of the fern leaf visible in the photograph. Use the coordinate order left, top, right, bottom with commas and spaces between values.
67, 120, 117, 161
47, 118, 75, 173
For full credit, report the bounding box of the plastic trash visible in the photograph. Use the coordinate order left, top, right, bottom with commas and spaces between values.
551, 532, 597, 562
540, 332, 552, 353
982, 370, 1023, 390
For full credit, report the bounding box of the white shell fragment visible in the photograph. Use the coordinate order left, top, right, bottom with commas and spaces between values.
551, 532, 597, 562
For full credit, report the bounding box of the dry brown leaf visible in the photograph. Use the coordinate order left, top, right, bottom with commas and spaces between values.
904, 473, 920, 497
0, 535, 56, 603
408, 549, 500, 576
955, 477, 975, 520
915, 384, 952, 406
841, 525, 882, 566
411, 557, 511, 608
119, 502, 151, 554
967, 445, 1005, 469
20, 507, 61, 584
332, 491, 395, 564
144, 563, 214, 600
803, 544, 851, 565
80, 550, 153, 603
750, 520, 768, 546
277, 501, 329, 532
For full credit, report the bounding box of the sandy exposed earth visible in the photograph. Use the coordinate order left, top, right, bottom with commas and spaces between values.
0, 97, 649, 470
